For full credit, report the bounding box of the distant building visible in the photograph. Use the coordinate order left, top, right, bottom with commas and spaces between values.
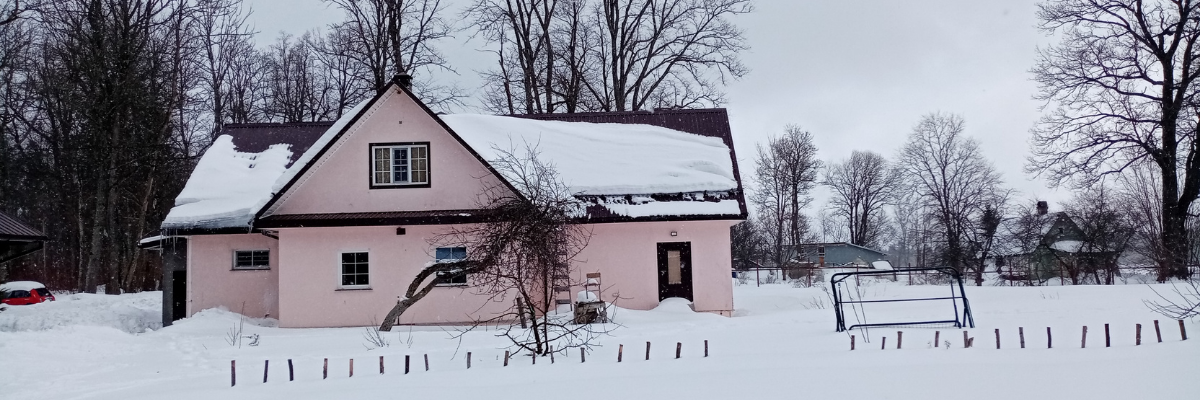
787, 242, 888, 268
0, 210, 47, 266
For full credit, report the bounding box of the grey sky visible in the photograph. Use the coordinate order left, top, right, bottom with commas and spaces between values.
245, 0, 1068, 208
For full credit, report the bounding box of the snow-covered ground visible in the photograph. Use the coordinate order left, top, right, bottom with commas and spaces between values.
1, 280, 1196, 400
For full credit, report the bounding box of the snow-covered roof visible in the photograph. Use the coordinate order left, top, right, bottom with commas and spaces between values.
441, 114, 738, 196
161, 83, 744, 231
0, 281, 45, 291
1049, 240, 1083, 253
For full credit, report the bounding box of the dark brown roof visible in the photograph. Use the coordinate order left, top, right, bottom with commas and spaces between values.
512, 108, 736, 148
0, 211, 47, 241
257, 209, 491, 228
220, 122, 333, 166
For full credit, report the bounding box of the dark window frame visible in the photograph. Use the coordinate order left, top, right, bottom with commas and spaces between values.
369, 142, 431, 189
339, 251, 371, 289
232, 249, 271, 270
434, 246, 468, 286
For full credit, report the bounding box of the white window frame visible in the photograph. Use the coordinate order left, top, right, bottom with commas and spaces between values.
434, 246, 468, 287
232, 249, 270, 270
338, 250, 371, 290
370, 143, 429, 187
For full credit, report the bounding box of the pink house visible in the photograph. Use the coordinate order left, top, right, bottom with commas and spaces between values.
146, 76, 747, 328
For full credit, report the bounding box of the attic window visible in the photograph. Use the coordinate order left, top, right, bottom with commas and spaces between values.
371, 143, 429, 188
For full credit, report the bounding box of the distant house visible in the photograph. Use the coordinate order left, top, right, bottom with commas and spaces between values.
0, 210, 47, 266
1002, 212, 1122, 284
145, 75, 747, 328
788, 242, 889, 268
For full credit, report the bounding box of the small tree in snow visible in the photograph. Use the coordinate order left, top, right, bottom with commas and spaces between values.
377, 144, 596, 356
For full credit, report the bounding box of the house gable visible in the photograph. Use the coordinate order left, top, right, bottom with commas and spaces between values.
263, 84, 513, 217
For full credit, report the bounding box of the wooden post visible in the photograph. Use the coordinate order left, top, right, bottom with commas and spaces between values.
516, 298, 528, 329
1155, 320, 1162, 342
349, 359, 353, 377
881, 336, 887, 350
967, 337, 974, 348
1081, 326, 1088, 348
1180, 320, 1189, 340
1105, 324, 1111, 347
1047, 327, 1052, 349
646, 341, 651, 360
380, 356, 384, 374
467, 352, 472, 369
323, 358, 328, 380
704, 340, 709, 357
963, 331, 969, 348
231, 360, 236, 387
549, 346, 555, 364
1136, 324, 1142, 345
934, 331, 940, 347
288, 359, 294, 381
580, 348, 586, 363
897, 331, 903, 349
532, 352, 536, 365
675, 342, 682, 359
503, 351, 509, 367
425, 354, 430, 371
405, 355, 411, 373
263, 360, 269, 383
995, 329, 1001, 349
618, 344, 624, 362
850, 335, 856, 350
1019, 327, 1025, 349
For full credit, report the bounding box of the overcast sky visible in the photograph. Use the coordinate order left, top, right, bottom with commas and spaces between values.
244, 0, 1069, 208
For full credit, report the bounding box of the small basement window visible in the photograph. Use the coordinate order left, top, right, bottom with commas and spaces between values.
435, 247, 468, 286
371, 143, 429, 187
233, 250, 270, 270
340, 252, 370, 288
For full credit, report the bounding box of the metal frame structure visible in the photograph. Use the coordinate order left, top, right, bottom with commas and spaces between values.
831, 267, 975, 332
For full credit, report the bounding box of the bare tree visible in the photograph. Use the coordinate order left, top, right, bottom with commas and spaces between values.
751, 125, 820, 269
377, 145, 596, 355
899, 113, 1003, 284
197, 0, 253, 139
730, 218, 767, 270
1029, 0, 1200, 281
1066, 183, 1134, 284
0, 0, 39, 27
823, 150, 898, 248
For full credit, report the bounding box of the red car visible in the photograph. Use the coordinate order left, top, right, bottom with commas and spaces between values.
0, 281, 55, 306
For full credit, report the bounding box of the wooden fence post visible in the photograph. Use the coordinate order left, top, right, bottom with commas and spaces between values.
897, 331, 903, 349
288, 359, 294, 381
264, 360, 269, 383
231, 360, 236, 387
1155, 320, 1162, 342
881, 337, 887, 350
406, 355, 412, 373
323, 358, 328, 380
851, 335, 856, 350
1180, 320, 1189, 340
425, 354, 430, 371
705, 340, 709, 357
549, 346, 555, 364
1047, 327, 1052, 349
503, 351, 509, 367
1081, 326, 1088, 348
934, 331, 940, 347
646, 341, 651, 360
995, 329, 1001, 349
380, 356, 384, 374
580, 348, 586, 363
963, 331, 969, 348
618, 344, 624, 362
676, 342, 682, 359
1136, 324, 1142, 345
349, 359, 353, 377
467, 352, 472, 369
1105, 324, 1111, 347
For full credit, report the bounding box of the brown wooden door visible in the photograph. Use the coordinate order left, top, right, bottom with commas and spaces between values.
657, 242, 693, 301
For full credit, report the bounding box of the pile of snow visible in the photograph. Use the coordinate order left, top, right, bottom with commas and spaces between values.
1051, 240, 1084, 252
442, 114, 738, 196
871, 260, 894, 270
0, 280, 46, 292
162, 136, 293, 229
591, 198, 741, 218
0, 291, 161, 333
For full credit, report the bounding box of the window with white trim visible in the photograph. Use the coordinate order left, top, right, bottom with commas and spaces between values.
371, 143, 429, 186
340, 252, 370, 288
233, 250, 270, 270
435, 247, 468, 286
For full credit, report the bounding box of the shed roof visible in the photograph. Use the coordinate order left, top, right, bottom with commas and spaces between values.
0, 211, 46, 241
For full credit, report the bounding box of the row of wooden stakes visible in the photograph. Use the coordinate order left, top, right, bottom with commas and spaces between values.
230, 339, 710, 387
849, 319, 1189, 350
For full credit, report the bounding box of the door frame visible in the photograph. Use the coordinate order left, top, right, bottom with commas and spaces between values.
656, 242, 693, 301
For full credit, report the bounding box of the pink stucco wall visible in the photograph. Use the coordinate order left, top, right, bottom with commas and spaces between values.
187, 234, 279, 319
268, 87, 508, 216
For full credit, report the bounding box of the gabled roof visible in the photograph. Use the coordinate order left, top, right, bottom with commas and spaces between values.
161, 77, 746, 233
0, 211, 46, 241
